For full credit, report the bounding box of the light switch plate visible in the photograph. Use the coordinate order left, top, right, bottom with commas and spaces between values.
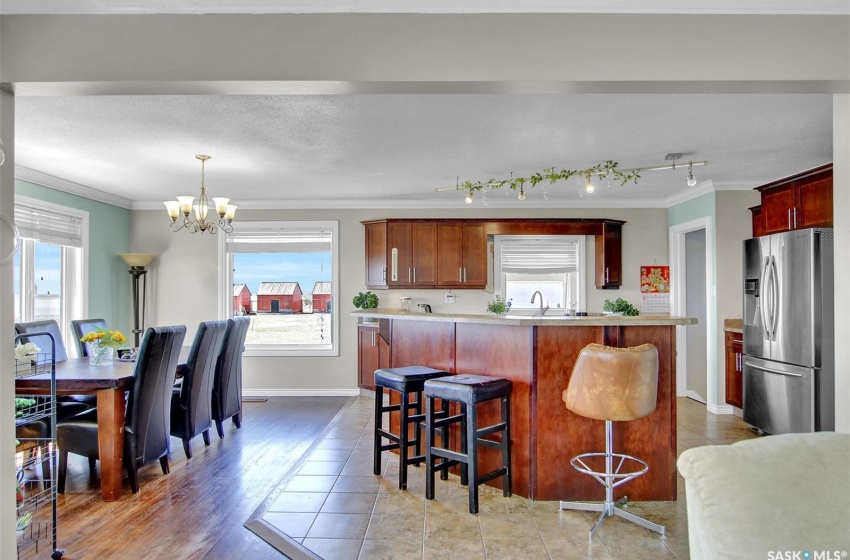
445, 293, 456, 303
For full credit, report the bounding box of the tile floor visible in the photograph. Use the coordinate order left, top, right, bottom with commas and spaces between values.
259, 397, 757, 560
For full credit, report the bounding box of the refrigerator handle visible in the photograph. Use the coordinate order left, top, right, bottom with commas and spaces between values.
743, 360, 804, 378
770, 256, 779, 341
760, 256, 771, 340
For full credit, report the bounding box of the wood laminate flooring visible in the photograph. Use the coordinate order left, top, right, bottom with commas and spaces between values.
19, 396, 351, 560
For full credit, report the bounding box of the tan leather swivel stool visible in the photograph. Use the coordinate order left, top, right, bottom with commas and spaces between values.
560, 343, 666, 542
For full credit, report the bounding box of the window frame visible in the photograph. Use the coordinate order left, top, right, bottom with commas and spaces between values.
14, 195, 89, 350
493, 234, 586, 313
218, 220, 340, 357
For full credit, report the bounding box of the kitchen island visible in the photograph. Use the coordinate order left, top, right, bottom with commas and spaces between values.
353, 309, 696, 502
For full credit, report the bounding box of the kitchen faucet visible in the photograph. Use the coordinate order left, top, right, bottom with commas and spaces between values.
531, 291, 549, 316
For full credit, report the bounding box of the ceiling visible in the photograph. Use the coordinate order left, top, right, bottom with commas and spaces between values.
14, 93, 833, 209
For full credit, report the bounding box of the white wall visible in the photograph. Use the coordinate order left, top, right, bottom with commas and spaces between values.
131, 206, 668, 393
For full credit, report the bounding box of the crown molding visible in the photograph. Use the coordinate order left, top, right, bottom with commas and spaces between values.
712, 181, 762, 191
15, 166, 133, 209
2, 0, 847, 15
662, 180, 717, 207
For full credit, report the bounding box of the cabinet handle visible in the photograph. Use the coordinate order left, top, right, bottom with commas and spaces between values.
736, 353, 741, 371
463, 267, 467, 283
459, 267, 462, 282
408, 267, 412, 283
605, 267, 609, 284
793, 206, 798, 229
788, 209, 792, 230
413, 267, 416, 283
382, 267, 386, 283
372, 331, 376, 347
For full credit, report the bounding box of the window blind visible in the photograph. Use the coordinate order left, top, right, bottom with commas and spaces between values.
15, 204, 83, 248
226, 225, 332, 254
498, 236, 579, 274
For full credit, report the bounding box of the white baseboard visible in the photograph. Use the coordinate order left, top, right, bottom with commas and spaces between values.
707, 403, 735, 415
243, 389, 361, 398
685, 390, 706, 404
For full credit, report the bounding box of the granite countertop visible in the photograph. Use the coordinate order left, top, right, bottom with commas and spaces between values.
351, 309, 697, 327
724, 319, 743, 333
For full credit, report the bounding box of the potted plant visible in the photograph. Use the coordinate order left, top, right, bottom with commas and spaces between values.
603, 297, 639, 316
80, 327, 127, 366
486, 294, 511, 315
352, 291, 379, 323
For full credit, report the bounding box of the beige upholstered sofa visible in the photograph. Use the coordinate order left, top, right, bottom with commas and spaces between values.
677, 432, 850, 560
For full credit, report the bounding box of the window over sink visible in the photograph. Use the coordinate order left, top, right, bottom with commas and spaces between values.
493, 235, 585, 313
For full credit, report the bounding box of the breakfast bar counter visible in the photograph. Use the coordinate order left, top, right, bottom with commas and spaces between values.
353, 309, 696, 502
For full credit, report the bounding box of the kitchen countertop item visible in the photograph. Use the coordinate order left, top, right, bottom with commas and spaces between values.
351, 308, 696, 327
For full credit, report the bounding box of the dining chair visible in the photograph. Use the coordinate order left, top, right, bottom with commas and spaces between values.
15, 323, 95, 418
57, 325, 187, 494
211, 316, 250, 438
170, 320, 227, 459
70, 318, 108, 358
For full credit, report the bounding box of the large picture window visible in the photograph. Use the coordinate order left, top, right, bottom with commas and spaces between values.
222, 221, 339, 356
13, 197, 87, 350
494, 235, 585, 313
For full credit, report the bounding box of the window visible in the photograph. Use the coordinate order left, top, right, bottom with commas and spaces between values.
494, 235, 585, 312
221, 221, 339, 357
13, 197, 87, 350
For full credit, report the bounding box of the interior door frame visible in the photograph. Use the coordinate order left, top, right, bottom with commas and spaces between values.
669, 217, 719, 410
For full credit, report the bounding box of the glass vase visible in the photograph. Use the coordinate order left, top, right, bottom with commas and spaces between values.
89, 341, 114, 367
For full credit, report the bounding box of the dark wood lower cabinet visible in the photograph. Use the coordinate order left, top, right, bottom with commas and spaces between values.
388, 319, 677, 501
358, 325, 389, 391
725, 331, 743, 408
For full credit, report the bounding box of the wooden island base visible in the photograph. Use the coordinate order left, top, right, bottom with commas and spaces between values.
359, 311, 692, 502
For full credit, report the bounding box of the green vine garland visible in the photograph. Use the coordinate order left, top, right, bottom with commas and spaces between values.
454, 160, 643, 194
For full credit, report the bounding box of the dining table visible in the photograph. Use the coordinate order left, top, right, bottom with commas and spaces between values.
14, 351, 194, 502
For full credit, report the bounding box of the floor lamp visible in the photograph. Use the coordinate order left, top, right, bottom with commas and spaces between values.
119, 253, 156, 348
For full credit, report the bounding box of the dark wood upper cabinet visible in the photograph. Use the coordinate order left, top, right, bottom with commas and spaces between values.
364, 218, 625, 290
750, 205, 766, 238
436, 221, 488, 288
365, 221, 388, 289
755, 164, 832, 236
595, 221, 622, 289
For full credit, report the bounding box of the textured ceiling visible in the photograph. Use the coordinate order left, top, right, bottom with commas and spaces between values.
14, 94, 833, 208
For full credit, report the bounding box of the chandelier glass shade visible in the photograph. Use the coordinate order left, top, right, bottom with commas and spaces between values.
164, 155, 236, 234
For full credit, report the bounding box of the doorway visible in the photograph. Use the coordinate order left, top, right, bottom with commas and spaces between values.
271, 299, 280, 313
669, 217, 716, 409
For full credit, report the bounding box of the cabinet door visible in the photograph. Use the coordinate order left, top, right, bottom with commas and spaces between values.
796, 170, 832, 229
437, 222, 464, 286
388, 222, 413, 286
760, 182, 796, 234
595, 222, 622, 288
462, 223, 488, 287
411, 222, 438, 286
724, 333, 744, 408
358, 326, 379, 390
750, 206, 766, 238
365, 222, 388, 289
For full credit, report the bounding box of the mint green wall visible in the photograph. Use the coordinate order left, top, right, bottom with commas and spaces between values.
668, 192, 716, 226
16, 179, 131, 334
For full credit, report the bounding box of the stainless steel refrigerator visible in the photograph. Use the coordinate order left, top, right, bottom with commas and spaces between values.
742, 228, 834, 434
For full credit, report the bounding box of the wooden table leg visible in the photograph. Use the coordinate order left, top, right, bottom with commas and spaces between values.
96, 388, 125, 501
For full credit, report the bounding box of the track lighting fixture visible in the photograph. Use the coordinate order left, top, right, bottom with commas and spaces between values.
687, 162, 697, 187
465, 190, 474, 204
585, 179, 595, 194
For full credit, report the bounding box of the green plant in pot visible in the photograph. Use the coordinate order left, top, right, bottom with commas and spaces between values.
352, 291, 379, 309
603, 297, 639, 316
486, 294, 510, 315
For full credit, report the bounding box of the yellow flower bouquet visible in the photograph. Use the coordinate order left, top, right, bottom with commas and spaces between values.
80, 327, 127, 349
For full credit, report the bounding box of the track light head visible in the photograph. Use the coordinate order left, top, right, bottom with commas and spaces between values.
465, 190, 474, 204
585, 179, 595, 194
518, 186, 526, 201
687, 162, 697, 187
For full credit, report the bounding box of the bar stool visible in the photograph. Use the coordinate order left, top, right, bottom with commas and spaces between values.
424, 374, 512, 514
559, 343, 666, 542
373, 366, 451, 490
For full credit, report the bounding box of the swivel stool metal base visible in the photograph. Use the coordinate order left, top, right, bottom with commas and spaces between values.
559, 420, 666, 542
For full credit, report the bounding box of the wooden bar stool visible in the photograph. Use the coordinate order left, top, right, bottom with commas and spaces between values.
373, 366, 451, 490
559, 343, 666, 542
424, 374, 512, 514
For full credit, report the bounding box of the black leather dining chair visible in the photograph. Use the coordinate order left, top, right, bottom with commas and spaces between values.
211, 317, 250, 438
170, 320, 227, 459
57, 325, 187, 494
70, 318, 108, 358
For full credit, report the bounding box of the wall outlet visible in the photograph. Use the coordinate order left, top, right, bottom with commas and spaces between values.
445, 293, 456, 304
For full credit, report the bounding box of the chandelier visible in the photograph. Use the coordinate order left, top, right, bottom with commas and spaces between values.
163, 155, 236, 234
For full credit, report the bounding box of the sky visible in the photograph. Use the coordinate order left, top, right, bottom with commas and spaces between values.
14, 242, 62, 295
233, 251, 330, 295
